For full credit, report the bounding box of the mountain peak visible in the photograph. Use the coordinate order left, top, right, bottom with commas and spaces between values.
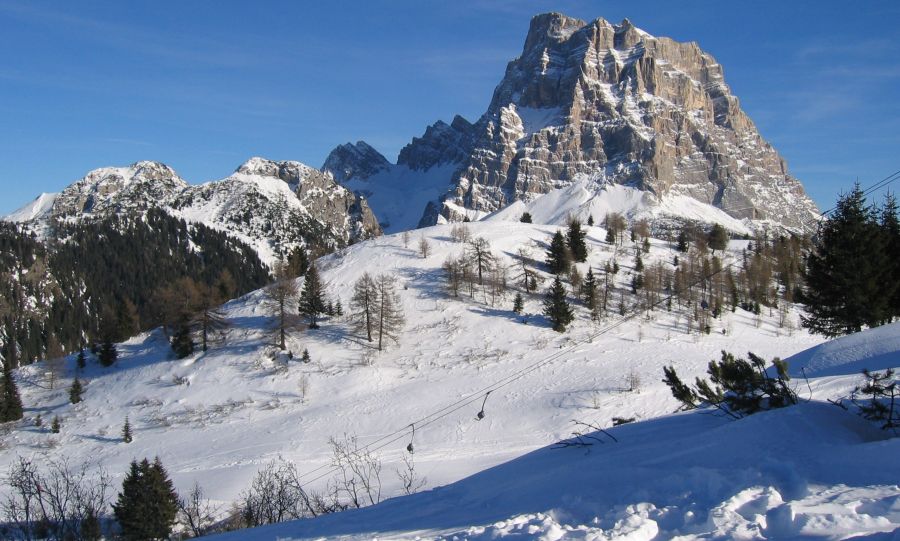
322, 141, 391, 183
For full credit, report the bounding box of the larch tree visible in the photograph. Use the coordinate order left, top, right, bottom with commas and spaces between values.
264, 260, 299, 350
465, 237, 496, 285
351, 273, 378, 343
374, 274, 405, 351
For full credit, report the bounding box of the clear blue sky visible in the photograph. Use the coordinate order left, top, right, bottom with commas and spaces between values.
1, 0, 898, 215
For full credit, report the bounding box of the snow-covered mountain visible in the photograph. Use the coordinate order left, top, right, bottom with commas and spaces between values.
8, 218, 898, 540
325, 13, 819, 234
4, 158, 382, 265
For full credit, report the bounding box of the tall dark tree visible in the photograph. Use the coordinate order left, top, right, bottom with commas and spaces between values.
350, 273, 378, 342
299, 264, 327, 329
69, 377, 83, 404
512, 292, 524, 314
543, 276, 575, 332
264, 261, 298, 350
98, 339, 117, 367
520, 212, 533, 223
801, 184, 894, 336
170, 323, 194, 359
708, 224, 729, 252
546, 231, 571, 275
1, 362, 24, 422
465, 237, 496, 285
880, 192, 900, 317
113, 458, 179, 541
583, 267, 598, 312
566, 219, 588, 262
286, 246, 310, 278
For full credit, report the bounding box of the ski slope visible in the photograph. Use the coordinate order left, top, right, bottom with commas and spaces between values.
4, 220, 896, 539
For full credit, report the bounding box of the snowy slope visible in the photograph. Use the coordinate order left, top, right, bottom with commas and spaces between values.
6, 222, 896, 540
484, 180, 753, 234
5, 192, 58, 222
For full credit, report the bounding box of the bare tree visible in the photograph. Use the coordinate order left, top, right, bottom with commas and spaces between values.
450, 223, 472, 243
418, 236, 431, 258
178, 482, 219, 538
239, 460, 317, 527
374, 275, 405, 351
400, 230, 411, 249
328, 434, 382, 508
2, 456, 110, 541
513, 247, 540, 293
350, 273, 378, 343
395, 454, 426, 496
465, 237, 496, 285
264, 261, 299, 350
442, 256, 465, 297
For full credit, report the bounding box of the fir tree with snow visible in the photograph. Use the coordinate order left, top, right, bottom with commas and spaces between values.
122, 416, 133, 443
520, 212, 532, 223
513, 292, 524, 314
1, 363, 24, 422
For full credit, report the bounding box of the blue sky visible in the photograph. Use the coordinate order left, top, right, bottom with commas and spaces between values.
1, 0, 898, 215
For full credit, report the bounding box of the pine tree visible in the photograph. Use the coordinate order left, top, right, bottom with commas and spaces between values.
708, 224, 729, 252
69, 377, 83, 404
299, 264, 327, 329
113, 458, 179, 541
513, 292, 524, 314
566, 219, 588, 262
287, 246, 310, 277
543, 276, 575, 332
301, 348, 311, 363
170, 323, 194, 359
880, 192, 900, 317
51, 416, 61, 433
634, 253, 643, 272
520, 212, 533, 223
801, 184, 894, 336
122, 416, 133, 443
1, 363, 24, 422
335, 299, 344, 317
76, 347, 86, 370
587, 215, 594, 226
583, 267, 598, 312
98, 339, 117, 367
546, 231, 571, 275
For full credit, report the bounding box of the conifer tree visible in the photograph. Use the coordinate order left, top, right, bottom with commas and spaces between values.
170, 323, 194, 359
546, 231, 571, 275
287, 246, 310, 277
98, 338, 117, 367
708, 224, 729, 252
69, 377, 83, 404
301, 348, 311, 363
375, 274, 405, 351
543, 276, 574, 332
801, 184, 894, 336
122, 416, 133, 443
335, 299, 343, 317
583, 267, 598, 312
351, 273, 378, 342
299, 264, 327, 329
76, 347, 86, 370
264, 260, 298, 350
513, 292, 524, 314
1, 362, 24, 422
113, 458, 179, 541
51, 416, 61, 433
566, 219, 588, 262
520, 212, 533, 223
587, 215, 594, 226
880, 192, 900, 317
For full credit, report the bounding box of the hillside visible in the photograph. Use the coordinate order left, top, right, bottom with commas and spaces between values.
0, 221, 830, 526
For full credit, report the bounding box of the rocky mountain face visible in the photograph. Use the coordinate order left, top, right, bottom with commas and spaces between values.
327, 13, 818, 233
6, 158, 381, 265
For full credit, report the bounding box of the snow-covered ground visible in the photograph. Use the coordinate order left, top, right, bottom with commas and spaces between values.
3, 221, 897, 539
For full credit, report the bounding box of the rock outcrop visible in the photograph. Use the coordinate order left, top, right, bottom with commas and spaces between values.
329, 13, 819, 233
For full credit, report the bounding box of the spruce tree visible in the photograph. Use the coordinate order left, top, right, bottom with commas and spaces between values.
880, 192, 900, 317
513, 292, 524, 314
583, 267, 598, 312
1, 363, 24, 422
520, 212, 533, 223
170, 323, 194, 359
546, 231, 571, 275
76, 348, 86, 370
566, 219, 588, 262
98, 339, 117, 367
51, 416, 61, 433
122, 416, 133, 443
801, 184, 894, 336
113, 458, 179, 541
69, 377, 83, 404
543, 276, 574, 332
301, 348, 311, 363
335, 299, 344, 317
708, 224, 729, 252
587, 215, 594, 226
299, 264, 327, 329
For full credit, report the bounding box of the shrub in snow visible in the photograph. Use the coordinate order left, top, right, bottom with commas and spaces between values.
663, 351, 797, 419
852, 368, 898, 431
